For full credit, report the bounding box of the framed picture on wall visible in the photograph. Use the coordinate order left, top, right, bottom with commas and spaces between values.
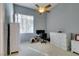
75, 34, 79, 41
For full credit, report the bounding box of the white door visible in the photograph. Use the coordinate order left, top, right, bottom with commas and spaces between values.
10, 23, 20, 54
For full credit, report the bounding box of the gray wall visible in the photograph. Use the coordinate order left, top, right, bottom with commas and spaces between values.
47, 3, 79, 37
14, 4, 47, 42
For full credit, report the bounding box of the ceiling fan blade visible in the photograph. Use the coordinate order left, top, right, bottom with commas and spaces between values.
35, 4, 39, 7
45, 4, 51, 8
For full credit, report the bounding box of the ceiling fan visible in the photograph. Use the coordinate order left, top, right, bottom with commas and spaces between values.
35, 4, 52, 14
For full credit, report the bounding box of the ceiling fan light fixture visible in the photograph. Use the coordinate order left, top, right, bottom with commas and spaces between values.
35, 4, 52, 14
38, 7, 46, 13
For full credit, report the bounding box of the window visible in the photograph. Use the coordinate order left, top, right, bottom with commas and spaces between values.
14, 13, 34, 33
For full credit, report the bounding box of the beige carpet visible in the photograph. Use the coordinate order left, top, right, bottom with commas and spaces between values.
17, 42, 78, 56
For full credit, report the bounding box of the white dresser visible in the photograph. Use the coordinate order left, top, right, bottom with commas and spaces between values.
71, 40, 79, 53
50, 32, 70, 50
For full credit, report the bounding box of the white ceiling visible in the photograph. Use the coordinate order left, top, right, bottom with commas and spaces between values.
15, 3, 57, 10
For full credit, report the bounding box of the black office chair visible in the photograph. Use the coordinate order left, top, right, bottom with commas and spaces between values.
41, 33, 47, 40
